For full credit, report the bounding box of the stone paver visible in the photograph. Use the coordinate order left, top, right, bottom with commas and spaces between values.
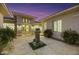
8, 36, 79, 55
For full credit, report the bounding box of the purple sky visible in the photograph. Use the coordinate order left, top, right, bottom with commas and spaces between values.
6, 3, 76, 21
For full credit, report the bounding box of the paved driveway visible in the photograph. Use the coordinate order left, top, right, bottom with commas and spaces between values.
8, 36, 79, 55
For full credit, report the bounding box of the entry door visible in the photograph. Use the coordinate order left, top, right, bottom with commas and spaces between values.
25, 25, 30, 33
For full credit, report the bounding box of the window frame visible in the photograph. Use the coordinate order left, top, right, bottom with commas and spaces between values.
53, 20, 62, 32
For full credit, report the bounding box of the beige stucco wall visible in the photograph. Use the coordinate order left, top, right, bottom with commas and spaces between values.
46, 20, 53, 29
46, 11, 79, 40
16, 16, 35, 25
28, 19, 35, 26
16, 16, 23, 25
62, 12, 79, 33
0, 12, 3, 28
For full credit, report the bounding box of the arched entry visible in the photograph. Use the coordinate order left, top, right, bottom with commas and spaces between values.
22, 24, 31, 35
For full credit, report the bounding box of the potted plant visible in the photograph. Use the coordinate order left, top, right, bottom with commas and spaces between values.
62, 29, 79, 44
0, 27, 16, 54
44, 29, 53, 38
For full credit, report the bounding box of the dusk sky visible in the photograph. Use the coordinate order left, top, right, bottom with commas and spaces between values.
6, 3, 76, 21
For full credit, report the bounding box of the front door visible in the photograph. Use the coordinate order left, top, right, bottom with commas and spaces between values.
25, 25, 30, 34
22, 24, 31, 34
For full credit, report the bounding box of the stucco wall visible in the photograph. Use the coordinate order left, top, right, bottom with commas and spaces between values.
46, 20, 53, 29
16, 16, 23, 25
16, 16, 35, 25
62, 12, 79, 33
46, 11, 79, 40
30, 19, 36, 25
0, 12, 3, 28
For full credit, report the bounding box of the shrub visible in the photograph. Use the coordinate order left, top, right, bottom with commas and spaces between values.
44, 29, 53, 38
0, 27, 16, 53
6, 27, 16, 41
62, 29, 79, 44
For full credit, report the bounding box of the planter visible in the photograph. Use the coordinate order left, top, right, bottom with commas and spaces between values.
29, 41, 46, 50
44, 29, 53, 38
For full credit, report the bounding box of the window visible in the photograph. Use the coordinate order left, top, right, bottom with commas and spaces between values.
3, 23, 15, 30
23, 18, 25, 23
26, 25, 29, 31
23, 18, 28, 23
54, 20, 62, 32
26, 19, 27, 23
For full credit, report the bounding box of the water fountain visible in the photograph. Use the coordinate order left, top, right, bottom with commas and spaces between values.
29, 28, 46, 50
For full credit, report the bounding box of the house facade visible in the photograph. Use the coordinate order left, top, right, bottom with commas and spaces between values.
4, 12, 36, 36
42, 5, 79, 40
0, 3, 12, 28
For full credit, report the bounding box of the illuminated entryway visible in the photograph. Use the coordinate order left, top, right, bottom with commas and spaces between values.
22, 24, 31, 34
4, 12, 36, 36
16, 24, 31, 35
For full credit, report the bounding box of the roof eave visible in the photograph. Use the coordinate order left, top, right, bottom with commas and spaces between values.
0, 4, 13, 17
42, 5, 79, 22
12, 11, 36, 20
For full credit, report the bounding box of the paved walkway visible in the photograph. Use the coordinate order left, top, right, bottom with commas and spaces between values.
8, 36, 79, 55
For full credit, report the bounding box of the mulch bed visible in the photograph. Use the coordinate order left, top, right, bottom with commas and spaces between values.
29, 41, 46, 50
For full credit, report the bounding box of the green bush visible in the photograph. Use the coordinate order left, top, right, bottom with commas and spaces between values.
0, 27, 16, 53
44, 29, 53, 38
5, 27, 16, 41
62, 29, 79, 44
